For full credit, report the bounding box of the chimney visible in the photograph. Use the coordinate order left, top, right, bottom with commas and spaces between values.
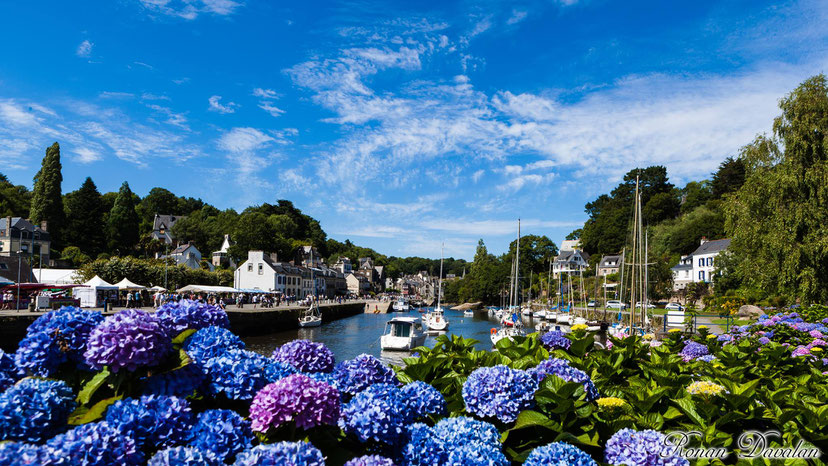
40, 221, 47, 232
4, 217, 10, 238
270, 252, 279, 263
700, 237, 708, 245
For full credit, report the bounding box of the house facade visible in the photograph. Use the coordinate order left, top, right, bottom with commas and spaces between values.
151, 214, 186, 244
598, 254, 622, 276
166, 243, 213, 271
346, 273, 370, 294
670, 238, 731, 291
211, 234, 236, 269
0, 217, 51, 266
553, 249, 590, 278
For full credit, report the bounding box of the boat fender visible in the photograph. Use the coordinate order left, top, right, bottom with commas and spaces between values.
490, 328, 497, 335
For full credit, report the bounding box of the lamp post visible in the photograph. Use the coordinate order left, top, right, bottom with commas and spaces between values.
15, 250, 22, 312
160, 227, 169, 291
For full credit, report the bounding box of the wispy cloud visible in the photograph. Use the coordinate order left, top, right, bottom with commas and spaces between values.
253, 88, 284, 117
76, 40, 93, 58
208, 95, 239, 114
506, 10, 528, 25
138, 0, 243, 20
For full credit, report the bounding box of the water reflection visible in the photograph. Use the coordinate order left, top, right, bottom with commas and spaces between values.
241, 307, 567, 365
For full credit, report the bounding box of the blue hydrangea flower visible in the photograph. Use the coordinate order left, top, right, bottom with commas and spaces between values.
0, 349, 20, 391
15, 307, 104, 376
84, 309, 172, 372
0, 378, 76, 443
333, 354, 398, 396
272, 339, 336, 373
44, 421, 143, 465
403, 417, 503, 466
148, 446, 222, 466
540, 331, 572, 351
525, 442, 597, 465
696, 355, 717, 363
156, 300, 230, 335
142, 364, 207, 397
232, 442, 325, 466
605, 428, 689, 466
462, 365, 538, 423
344, 455, 396, 466
183, 326, 245, 365
400, 381, 446, 420
188, 409, 253, 463
204, 349, 297, 400
339, 383, 409, 446
0, 441, 46, 465
528, 357, 599, 401
304, 371, 339, 390
758, 337, 771, 345
679, 341, 709, 362
105, 395, 194, 449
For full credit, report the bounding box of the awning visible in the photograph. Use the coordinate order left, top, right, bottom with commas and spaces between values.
149, 285, 167, 292
237, 288, 279, 294
115, 278, 147, 290
83, 275, 118, 290
176, 285, 240, 293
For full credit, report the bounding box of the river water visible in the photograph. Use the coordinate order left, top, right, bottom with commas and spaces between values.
241, 307, 560, 366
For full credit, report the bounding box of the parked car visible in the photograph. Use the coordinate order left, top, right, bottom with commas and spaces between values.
635, 302, 656, 309
607, 300, 627, 309
665, 302, 683, 311
587, 300, 597, 308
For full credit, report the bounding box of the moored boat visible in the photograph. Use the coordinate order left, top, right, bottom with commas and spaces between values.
380, 316, 426, 351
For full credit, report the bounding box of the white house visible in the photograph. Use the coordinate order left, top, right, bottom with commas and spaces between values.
553, 249, 590, 278
167, 243, 213, 271
211, 234, 236, 269
235, 251, 282, 292
671, 238, 731, 291
346, 273, 369, 294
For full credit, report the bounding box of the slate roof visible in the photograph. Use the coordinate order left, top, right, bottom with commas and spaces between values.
690, 239, 731, 256
0, 217, 51, 241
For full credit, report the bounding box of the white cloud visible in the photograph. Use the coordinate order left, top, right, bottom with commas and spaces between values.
99, 91, 135, 99
76, 40, 93, 57
138, 0, 242, 20
472, 169, 485, 182
253, 88, 278, 99
217, 127, 274, 153
208, 95, 239, 114
146, 104, 189, 130
74, 147, 102, 163
258, 103, 284, 117
506, 10, 528, 25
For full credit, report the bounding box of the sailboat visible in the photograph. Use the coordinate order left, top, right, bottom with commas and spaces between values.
491, 220, 526, 345
298, 250, 322, 327
619, 174, 652, 335
424, 244, 449, 331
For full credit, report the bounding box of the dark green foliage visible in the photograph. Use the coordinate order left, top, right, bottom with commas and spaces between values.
64, 177, 106, 257
0, 173, 32, 218
30, 142, 65, 247
77, 256, 233, 289
711, 156, 746, 199
106, 182, 140, 253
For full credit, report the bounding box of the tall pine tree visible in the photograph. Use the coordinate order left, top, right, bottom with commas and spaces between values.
30, 142, 65, 247
107, 182, 140, 254
64, 177, 106, 257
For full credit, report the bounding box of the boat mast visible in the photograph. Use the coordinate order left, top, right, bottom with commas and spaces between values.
629, 175, 640, 329
437, 243, 444, 311
547, 259, 552, 306
516, 219, 521, 307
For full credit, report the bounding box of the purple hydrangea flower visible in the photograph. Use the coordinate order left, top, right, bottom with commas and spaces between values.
44, 421, 144, 465
84, 309, 172, 372
792, 346, 811, 357
333, 353, 398, 396
0, 378, 76, 443
148, 446, 222, 466
15, 306, 104, 376
462, 365, 538, 423
400, 381, 446, 420
540, 331, 572, 351
105, 395, 194, 449
204, 349, 297, 400
525, 442, 597, 465
156, 300, 230, 335
271, 339, 335, 373
605, 428, 689, 466
810, 330, 824, 339
0, 441, 45, 465
679, 341, 709, 362
344, 455, 396, 466
339, 383, 409, 446
183, 326, 245, 365
758, 337, 771, 345
232, 442, 325, 466
250, 374, 340, 432
696, 355, 717, 363
528, 357, 599, 401
188, 409, 253, 463
717, 334, 731, 342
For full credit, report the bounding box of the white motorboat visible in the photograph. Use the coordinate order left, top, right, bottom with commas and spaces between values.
572, 316, 587, 326
491, 325, 525, 345
521, 307, 533, 317
381, 317, 426, 351
464, 309, 474, 317
425, 308, 449, 331
546, 311, 558, 322
535, 310, 547, 319
298, 302, 322, 327
535, 320, 553, 333
557, 313, 571, 325
393, 299, 410, 312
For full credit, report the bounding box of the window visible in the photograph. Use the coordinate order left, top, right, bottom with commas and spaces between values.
699, 271, 705, 281
708, 257, 713, 266
0, 263, 7, 270
698, 258, 704, 267
258, 264, 263, 275
248, 264, 253, 272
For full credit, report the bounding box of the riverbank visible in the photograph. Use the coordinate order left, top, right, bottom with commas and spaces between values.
0, 300, 372, 351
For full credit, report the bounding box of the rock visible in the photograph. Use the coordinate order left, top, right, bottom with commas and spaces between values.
737, 304, 763, 318
450, 302, 482, 311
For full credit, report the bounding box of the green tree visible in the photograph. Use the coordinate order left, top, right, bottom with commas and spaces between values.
680, 181, 712, 214
136, 187, 181, 232
725, 75, 828, 302
566, 229, 582, 240
711, 156, 746, 199
30, 142, 65, 247
0, 173, 32, 218
107, 182, 140, 254
64, 177, 106, 256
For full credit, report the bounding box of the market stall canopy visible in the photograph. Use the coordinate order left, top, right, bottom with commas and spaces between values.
0, 276, 12, 285
237, 288, 279, 294
0, 283, 86, 291
32, 268, 79, 285
149, 286, 166, 292
177, 285, 240, 293
115, 278, 147, 291
83, 276, 119, 290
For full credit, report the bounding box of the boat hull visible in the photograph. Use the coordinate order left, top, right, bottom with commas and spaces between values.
298, 317, 322, 327
381, 334, 426, 351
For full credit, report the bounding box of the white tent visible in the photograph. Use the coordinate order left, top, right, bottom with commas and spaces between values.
177, 284, 240, 293
32, 268, 79, 285
149, 285, 166, 292
115, 278, 147, 291
76, 275, 119, 308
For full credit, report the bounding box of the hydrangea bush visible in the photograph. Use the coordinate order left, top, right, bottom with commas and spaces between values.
0, 378, 76, 443
84, 309, 171, 372
462, 364, 538, 423
156, 300, 230, 335
271, 339, 335, 373
249, 374, 340, 433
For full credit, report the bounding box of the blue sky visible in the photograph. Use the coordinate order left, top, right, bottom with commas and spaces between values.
0, 0, 826, 259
